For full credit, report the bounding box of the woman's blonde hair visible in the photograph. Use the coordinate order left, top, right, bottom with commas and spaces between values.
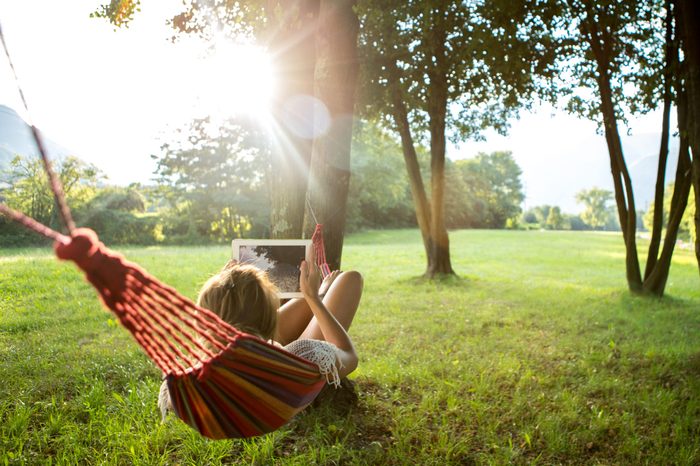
197, 263, 279, 340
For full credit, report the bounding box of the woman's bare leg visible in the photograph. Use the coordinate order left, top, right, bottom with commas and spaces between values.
299, 270, 363, 341
275, 298, 313, 345
274, 270, 343, 345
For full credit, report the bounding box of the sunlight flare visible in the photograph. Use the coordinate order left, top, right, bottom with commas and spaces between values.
196, 40, 275, 119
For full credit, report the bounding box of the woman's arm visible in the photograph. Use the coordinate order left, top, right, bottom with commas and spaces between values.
299, 259, 358, 376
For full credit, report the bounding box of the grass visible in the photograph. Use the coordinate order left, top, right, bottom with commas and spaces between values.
1, 229, 699, 465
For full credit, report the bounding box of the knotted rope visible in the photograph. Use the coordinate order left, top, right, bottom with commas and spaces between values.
306, 197, 331, 278
0, 22, 75, 234
0, 208, 242, 375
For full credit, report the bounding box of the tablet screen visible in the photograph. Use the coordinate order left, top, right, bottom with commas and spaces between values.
232, 239, 312, 298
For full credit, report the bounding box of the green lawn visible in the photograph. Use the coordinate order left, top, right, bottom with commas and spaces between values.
1, 230, 699, 465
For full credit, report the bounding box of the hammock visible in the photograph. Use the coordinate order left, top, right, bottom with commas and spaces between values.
1, 210, 332, 440
0, 26, 334, 439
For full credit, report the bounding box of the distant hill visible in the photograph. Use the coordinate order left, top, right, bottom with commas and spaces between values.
624, 132, 680, 212
0, 105, 72, 173
0, 105, 33, 171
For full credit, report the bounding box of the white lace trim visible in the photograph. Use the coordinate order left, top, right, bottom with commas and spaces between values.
158, 379, 171, 422
284, 339, 344, 387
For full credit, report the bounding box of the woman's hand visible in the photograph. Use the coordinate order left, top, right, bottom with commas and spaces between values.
299, 248, 322, 300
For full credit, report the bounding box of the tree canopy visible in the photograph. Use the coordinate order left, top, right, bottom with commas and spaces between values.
454, 151, 524, 229
152, 117, 272, 240
355, 0, 558, 276
576, 187, 614, 230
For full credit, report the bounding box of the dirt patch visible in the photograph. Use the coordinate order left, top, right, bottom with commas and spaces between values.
310, 377, 359, 414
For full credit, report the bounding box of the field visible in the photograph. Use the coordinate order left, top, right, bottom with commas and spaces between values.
1, 229, 699, 465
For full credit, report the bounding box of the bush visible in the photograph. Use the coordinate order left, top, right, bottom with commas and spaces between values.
565, 214, 590, 231
0, 217, 52, 247
79, 210, 163, 245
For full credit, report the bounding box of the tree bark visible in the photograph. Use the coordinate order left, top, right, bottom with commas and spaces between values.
644, 0, 674, 281
267, 1, 319, 239
425, 6, 454, 277
303, 0, 359, 271
642, 3, 693, 295
693, 155, 700, 273
387, 60, 433, 264
582, 13, 643, 292
599, 79, 643, 292
643, 133, 692, 294
676, 0, 700, 274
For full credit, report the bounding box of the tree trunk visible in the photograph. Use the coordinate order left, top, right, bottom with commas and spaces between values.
694, 157, 700, 272
267, 1, 319, 239
425, 8, 454, 278
598, 76, 643, 292
303, 0, 359, 271
643, 141, 692, 294
583, 14, 643, 292
676, 0, 700, 274
642, 8, 694, 295
387, 61, 433, 264
644, 0, 673, 281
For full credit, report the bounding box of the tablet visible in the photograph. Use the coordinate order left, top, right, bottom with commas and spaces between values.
231, 239, 312, 299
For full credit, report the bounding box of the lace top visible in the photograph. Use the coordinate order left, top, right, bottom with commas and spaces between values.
284, 338, 344, 388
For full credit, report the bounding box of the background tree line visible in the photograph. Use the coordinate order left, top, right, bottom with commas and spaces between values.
6, 117, 683, 248
0, 120, 528, 246
2, 0, 698, 295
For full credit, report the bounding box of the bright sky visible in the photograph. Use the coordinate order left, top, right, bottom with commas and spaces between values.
0, 0, 273, 184
453, 106, 676, 213
0, 1, 672, 214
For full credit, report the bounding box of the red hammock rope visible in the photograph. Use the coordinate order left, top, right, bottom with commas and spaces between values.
312, 224, 332, 278
0, 204, 68, 244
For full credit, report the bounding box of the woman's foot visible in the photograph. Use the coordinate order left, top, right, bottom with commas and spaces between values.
319, 270, 341, 298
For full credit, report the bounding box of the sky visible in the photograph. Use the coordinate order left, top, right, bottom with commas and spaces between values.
452, 108, 677, 213
0, 1, 273, 182
0, 1, 673, 214
0, 1, 193, 177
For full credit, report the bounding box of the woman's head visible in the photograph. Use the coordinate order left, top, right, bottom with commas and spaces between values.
197, 263, 279, 340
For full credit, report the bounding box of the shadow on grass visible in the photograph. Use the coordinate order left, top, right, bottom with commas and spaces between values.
399, 273, 473, 289
285, 377, 403, 461
310, 378, 360, 415
686, 352, 700, 377
0, 318, 49, 335
647, 350, 700, 385
618, 291, 700, 312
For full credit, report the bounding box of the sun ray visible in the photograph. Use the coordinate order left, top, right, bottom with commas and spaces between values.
194, 38, 275, 120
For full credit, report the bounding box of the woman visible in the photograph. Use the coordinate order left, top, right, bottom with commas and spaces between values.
159, 250, 363, 418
